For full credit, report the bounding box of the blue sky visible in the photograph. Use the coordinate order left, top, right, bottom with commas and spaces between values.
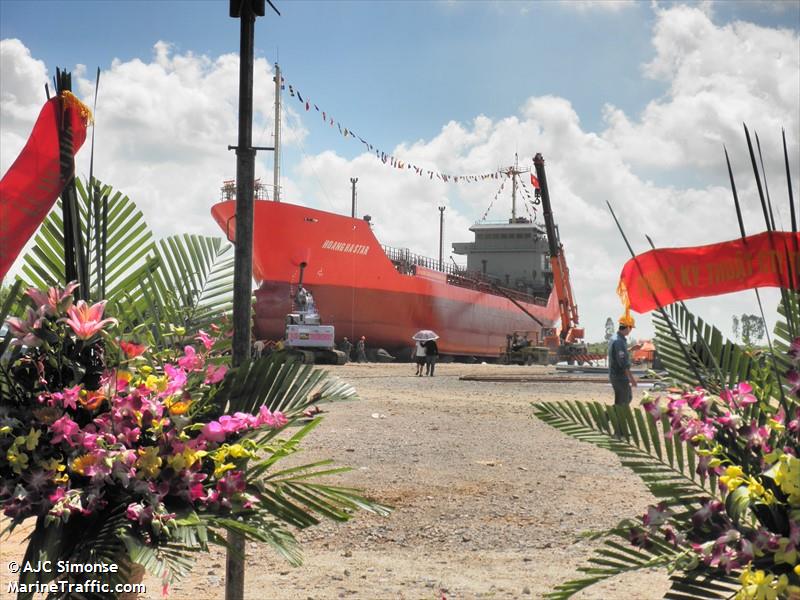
1, 0, 799, 340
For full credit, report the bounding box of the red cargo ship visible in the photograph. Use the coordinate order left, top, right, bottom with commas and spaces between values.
210, 199, 560, 358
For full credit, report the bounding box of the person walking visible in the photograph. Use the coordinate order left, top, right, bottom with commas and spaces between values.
339, 337, 353, 362
424, 338, 439, 376
356, 336, 367, 363
608, 314, 637, 406
414, 340, 427, 376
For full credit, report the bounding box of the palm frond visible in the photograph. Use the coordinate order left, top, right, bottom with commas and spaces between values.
545, 532, 684, 599
532, 401, 720, 504
653, 303, 756, 394
214, 353, 358, 417
135, 234, 234, 334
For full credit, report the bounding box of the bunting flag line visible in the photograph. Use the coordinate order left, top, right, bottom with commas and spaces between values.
0, 92, 92, 280
617, 231, 800, 313
278, 70, 507, 183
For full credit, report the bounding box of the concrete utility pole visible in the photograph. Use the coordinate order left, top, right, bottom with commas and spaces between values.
227, 1, 277, 599
350, 177, 358, 217
438, 205, 446, 271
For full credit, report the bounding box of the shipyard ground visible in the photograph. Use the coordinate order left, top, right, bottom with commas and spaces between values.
1, 363, 668, 600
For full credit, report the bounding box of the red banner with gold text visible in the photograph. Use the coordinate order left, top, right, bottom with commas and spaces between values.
0, 92, 91, 281
619, 231, 800, 313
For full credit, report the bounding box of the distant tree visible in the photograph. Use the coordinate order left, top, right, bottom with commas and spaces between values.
604, 317, 614, 342
732, 315, 740, 341
740, 314, 765, 346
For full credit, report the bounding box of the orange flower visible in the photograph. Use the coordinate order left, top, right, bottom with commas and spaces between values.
120, 340, 147, 358
79, 390, 105, 411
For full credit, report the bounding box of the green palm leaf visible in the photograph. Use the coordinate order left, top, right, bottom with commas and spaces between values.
214, 353, 358, 417
19, 178, 156, 307
533, 402, 720, 504
653, 303, 756, 394
137, 234, 234, 333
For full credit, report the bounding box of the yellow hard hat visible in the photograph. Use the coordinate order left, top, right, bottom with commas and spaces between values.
619, 314, 635, 328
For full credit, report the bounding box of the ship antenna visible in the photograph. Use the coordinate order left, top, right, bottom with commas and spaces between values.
273, 62, 282, 202
500, 153, 530, 222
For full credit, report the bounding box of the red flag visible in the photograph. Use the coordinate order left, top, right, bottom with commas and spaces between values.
0, 92, 92, 280
618, 231, 800, 313
530, 174, 540, 189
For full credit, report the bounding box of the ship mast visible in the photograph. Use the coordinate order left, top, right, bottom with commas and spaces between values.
500, 153, 530, 222
272, 62, 281, 202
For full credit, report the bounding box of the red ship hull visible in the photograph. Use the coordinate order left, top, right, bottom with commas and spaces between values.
211, 200, 559, 357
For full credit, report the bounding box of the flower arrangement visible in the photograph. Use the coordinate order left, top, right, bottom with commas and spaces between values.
629, 348, 800, 599
532, 297, 800, 600
1, 283, 388, 595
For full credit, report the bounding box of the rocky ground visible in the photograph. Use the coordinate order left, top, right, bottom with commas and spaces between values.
1, 362, 671, 600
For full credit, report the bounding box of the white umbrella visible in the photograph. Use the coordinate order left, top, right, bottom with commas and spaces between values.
412, 330, 439, 341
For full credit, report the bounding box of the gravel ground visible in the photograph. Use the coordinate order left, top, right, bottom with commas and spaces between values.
1, 362, 670, 600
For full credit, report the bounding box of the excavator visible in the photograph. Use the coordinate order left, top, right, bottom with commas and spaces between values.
532, 153, 588, 364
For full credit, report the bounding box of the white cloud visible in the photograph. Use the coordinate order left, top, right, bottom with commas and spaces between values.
1, 3, 797, 343
603, 5, 799, 177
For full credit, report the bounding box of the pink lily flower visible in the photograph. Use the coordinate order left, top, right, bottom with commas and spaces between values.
5, 307, 44, 347
61, 300, 118, 340
26, 281, 79, 317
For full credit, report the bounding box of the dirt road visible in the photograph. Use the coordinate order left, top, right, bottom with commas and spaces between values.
1, 362, 669, 599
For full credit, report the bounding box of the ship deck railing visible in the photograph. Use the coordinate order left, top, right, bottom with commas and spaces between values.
381, 245, 548, 307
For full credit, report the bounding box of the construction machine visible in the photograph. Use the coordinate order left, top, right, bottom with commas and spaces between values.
283, 262, 348, 365
533, 153, 588, 365
499, 331, 550, 365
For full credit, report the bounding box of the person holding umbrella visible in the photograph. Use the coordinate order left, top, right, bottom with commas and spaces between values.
412, 330, 440, 377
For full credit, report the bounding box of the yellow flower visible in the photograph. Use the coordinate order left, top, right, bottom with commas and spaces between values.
168, 399, 192, 416
214, 462, 236, 478
40, 458, 66, 473
775, 538, 799, 566
145, 374, 167, 393
117, 370, 133, 384
736, 566, 788, 600
136, 447, 162, 478
70, 454, 98, 476
24, 428, 42, 451
774, 455, 800, 504
227, 444, 254, 459
721, 465, 745, 492
138, 365, 153, 376
6, 446, 29, 474
168, 447, 202, 471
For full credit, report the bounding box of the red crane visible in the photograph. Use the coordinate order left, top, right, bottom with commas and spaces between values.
533, 153, 588, 364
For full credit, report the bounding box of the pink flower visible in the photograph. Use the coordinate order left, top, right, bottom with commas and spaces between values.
5, 307, 44, 347
257, 406, 288, 429
204, 363, 228, 385
178, 345, 204, 371
61, 300, 118, 340
49, 415, 81, 446
189, 483, 206, 502
164, 364, 187, 396
200, 421, 227, 444
61, 385, 81, 410
26, 281, 79, 317
196, 330, 214, 350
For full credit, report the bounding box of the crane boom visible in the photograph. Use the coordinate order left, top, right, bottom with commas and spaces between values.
533, 153, 585, 348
